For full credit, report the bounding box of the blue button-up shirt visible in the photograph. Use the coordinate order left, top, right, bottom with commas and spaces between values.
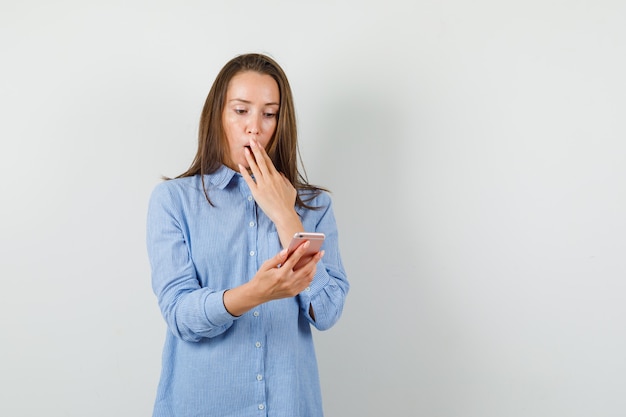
146, 166, 349, 417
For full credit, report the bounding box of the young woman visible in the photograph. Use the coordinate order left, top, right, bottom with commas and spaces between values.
146, 53, 349, 417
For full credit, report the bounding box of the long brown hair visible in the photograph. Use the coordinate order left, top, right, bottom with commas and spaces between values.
172, 53, 326, 208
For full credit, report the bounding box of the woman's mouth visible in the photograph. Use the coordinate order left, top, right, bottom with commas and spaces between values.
244, 145, 256, 161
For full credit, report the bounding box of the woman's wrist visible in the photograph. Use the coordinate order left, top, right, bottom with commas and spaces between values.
274, 212, 304, 248
223, 282, 265, 317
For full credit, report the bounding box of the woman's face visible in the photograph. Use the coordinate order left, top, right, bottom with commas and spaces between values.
222, 71, 280, 170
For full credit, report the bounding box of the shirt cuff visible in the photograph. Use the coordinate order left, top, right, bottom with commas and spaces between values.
204, 289, 238, 326
300, 262, 331, 299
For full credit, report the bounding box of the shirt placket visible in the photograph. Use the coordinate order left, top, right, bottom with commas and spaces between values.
242, 184, 268, 415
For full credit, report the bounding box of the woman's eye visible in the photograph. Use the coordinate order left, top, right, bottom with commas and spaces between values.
234, 109, 247, 115
264, 112, 276, 118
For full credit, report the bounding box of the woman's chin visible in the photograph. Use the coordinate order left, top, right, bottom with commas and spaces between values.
234, 160, 252, 173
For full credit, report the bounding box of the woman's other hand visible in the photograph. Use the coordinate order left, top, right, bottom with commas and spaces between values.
238, 138, 303, 247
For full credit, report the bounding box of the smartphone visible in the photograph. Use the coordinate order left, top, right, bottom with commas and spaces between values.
286, 232, 325, 269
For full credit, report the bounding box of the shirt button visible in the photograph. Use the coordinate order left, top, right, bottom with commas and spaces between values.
249, 221, 255, 227
248, 195, 253, 201
249, 251, 255, 256
305, 287, 311, 292
253, 311, 260, 317
257, 374, 263, 381
255, 342, 261, 348
258, 404, 265, 410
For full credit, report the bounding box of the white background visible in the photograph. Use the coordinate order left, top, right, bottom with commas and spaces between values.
1, 1, 625, 416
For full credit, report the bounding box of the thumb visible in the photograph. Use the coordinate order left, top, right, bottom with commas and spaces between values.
275, 248, 288, 267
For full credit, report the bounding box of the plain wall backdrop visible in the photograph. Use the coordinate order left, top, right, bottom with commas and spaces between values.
1, 1, 625, 416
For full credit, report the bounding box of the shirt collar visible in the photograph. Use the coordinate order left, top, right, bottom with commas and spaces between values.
206, 165, 239, 190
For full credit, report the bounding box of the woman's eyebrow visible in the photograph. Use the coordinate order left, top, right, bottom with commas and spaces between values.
229, 98, 279, 106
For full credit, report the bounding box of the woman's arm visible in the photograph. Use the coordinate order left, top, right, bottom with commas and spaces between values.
238, 139, 349, 329
238, 138, 303, 248
147, 181, 328, 341
147, 184, 236, 342
297, 196, 350, 330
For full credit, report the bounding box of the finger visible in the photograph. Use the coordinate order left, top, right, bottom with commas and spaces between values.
275, 247, 289, 267
244, 147, 263, 180
250, 138, 275, 177
238, 163, 257, 190
298, 248, 324, 264
262, 247, 289, 270
292, 248, 324, 272
282, 240, 310, 268
296, 260, 318, 289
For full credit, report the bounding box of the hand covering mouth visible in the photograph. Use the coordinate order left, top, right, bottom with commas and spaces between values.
244, 145, 256, 161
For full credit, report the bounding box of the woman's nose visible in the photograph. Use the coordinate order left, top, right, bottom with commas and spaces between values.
247, 114, 261, 134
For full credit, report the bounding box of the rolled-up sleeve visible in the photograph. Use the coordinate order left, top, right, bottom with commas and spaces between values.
147, 183, 236, 342
297, 195, 350, 330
